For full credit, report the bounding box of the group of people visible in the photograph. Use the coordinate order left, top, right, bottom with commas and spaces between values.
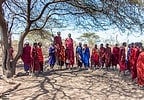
21, 42, 44, 75
20, 32, 144, 87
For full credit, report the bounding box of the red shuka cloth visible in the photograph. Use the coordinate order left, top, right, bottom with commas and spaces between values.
112, 46, 120, 66
21, 45, 32, 66
37, 47, 44, 62
91, 48, 99, 65
119, 46, 126, 71
105, 47, 111, 67
136, 51, 144, 86
65, 38, 74, 65
130, 47, 139, 79
31, 47, 40, 71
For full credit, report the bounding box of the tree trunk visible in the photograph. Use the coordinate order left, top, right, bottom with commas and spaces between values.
0, 15, 13, 78
0, 1, 15, 78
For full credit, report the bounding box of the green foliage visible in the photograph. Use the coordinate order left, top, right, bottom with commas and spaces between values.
26, 29, 52, 44
77, 32, 100, 46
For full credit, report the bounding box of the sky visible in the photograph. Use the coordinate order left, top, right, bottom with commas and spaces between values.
12, 27, 144, 45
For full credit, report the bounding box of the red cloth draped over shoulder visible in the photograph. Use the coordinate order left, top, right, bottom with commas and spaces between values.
31, 47, 40, 71
136, 51, 144, 86
37, 47, 44, 62
105, 47, 111, 67
119, 47, 126, 71
21, 45, 32, 65
91, 48, 99, 64
112, 47, 120, 65
65, 38, 74, 65
54, 36, 62, 46
131, 47, 139, 79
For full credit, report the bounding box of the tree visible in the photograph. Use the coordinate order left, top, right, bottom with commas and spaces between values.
0, 0, 144, 78
77, 33, 100, 46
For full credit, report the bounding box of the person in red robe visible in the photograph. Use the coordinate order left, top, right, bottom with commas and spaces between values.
65, 33, 74, 69
37, 42, 44, 72
136, 46, 144, 87
112, 44, 120, 70
31, 42, 40, 74
130, 43, 140, 81
54, 32, 62, 65
58, 45, 65, 69
91, 44, 99, 69
54, 32, 62, 47
21, 42, 32, 74
119, 42, 127, 75
99, 44, 106, 68
105, 43, 112, 70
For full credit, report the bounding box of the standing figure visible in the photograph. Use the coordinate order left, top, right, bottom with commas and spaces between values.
105, 43, 112, 70
31, 42, 40, 74
136, 47, 144, 87
48, 43, 56, 69
130, 43, 140, 81
91, 44, 99, 69
76, 42, 83, 69
82, 44, 90, 69
58, 45, 65, 69
65, 33, 74, 69
21, 42, 32, 74
111, 44, 120, 70
54, 32, 62, 64
119, 42, 127, 75
37, 42, 44, 72
99, 44, 106, 68
127, 44, 132, 72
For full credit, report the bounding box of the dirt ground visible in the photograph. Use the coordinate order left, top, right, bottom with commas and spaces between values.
0, 64, 144, 100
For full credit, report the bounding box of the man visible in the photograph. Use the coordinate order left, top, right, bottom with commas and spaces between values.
130, 43, 140, 81
54, 32, 62, 65
58, 45, 65, 69
119, 42, 127, 75
76, 42, 83, 69
91, 44, 99, 69
99, 44, 106, 68
54, 32, 62, 47
31, 42, 40, 74
136, 46, 144, 87
82, 44, 90, 69
65, 33, 74, 69
105, 43, 112, 70
37, 42, 44, 72
21, 42, 32, 74
112, 44, 120, 70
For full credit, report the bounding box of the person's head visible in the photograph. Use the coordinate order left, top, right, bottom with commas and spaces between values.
50, 42, 54, 46
57, 32, 61, 36
106, 43, 109, 48
38, 42, 42, 47
83, 44, 87, 48
139, 46, 144, 52
79, 42, 82, 46
95, 44, 97, 48
131, 42, 134, 48
115, 44, 118, 47
100, 44, 103, 47
33, 42, 37, 47
122, 42, 127, 47
25, 42, 29, 46
68, 33, 71, 38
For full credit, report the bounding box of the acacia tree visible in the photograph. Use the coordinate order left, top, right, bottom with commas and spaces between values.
77, 33, 100, 46
0, 0, 144, 78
